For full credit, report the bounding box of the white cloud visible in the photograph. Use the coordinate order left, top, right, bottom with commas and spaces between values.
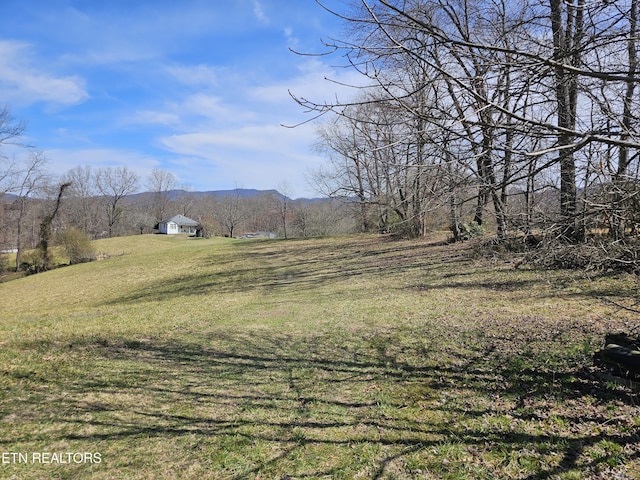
138, 56, 369, 195
182, 94, 232, 120
165, 64, 219, 87
249, 58, 371, 119
51, 4, 231, 67
130, 111, 181, 127
253, 0, 269, 24
284, 26, 298, 48
161, 124, 295, 155
0, 40, 89, 108
156, 119, 323, 196
0, 1, 357, 198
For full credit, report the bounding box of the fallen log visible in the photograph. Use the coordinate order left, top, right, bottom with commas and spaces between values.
592, 371, 640, 392
604, 332, 640, 350
594, 343, 640, 378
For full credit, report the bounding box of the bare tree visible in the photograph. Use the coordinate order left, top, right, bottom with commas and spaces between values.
607, 0, 640, 239
0, 107, 37, 265
216, 191, 245, 238
146, 167, 176, 222
313, 114, 372, 232
0, 105, 29, 207
173, 186, 197, 217
272, 182, 294, 239
547, 0, 584, 239
33, 181, 71, 272
297, 0, 640, 244
63, 165, 102, 238
243, 193, 280, 234
9, 151, 48, 270
0, 105, 28, 156
291, 198, 358, 237
95, 166, 140, 237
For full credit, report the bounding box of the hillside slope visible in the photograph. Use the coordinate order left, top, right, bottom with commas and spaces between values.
0, 234, 638, 479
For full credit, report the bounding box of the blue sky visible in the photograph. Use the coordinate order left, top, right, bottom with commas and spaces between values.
1, 0, 358, 198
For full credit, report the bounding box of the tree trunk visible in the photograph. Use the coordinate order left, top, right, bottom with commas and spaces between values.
613, 0, 638, 239
15, 198, 25, 271
35, 182, 71, 272
550, 0, 584, 241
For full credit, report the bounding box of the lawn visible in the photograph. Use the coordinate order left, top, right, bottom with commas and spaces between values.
0, 233, 638, 479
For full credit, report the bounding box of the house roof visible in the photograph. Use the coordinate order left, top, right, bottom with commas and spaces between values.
160, 214, 200, 226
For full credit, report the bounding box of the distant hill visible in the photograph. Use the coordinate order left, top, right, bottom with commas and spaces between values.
1, 188, 330, 204
167, 188, 285, 200
127, 188, 328, 203
0, 192, 18, 202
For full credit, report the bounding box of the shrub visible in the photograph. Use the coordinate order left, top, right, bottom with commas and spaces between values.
460, 221, 485, 240
19, 250, 47, 275
58, 227, 96, 265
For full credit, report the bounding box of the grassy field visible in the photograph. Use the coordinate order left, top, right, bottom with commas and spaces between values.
0, 233, 638, 479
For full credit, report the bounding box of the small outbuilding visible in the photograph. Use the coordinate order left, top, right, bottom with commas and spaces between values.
157, 214, 200, 235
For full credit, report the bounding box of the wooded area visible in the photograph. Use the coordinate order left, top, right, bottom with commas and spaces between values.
0, 164, 356, 272
0, 143, 356, 273
298, 0, 640, 249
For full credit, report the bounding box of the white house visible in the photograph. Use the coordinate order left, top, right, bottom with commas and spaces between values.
157, 214, 200, 235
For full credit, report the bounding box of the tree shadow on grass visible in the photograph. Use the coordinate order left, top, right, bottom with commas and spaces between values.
101, 237, 547, 307
2, 328, 639, 479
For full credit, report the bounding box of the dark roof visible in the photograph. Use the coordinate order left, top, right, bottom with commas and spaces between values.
160, 214, 200, 226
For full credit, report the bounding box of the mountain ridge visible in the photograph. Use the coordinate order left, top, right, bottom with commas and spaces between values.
2, 188, 328, 203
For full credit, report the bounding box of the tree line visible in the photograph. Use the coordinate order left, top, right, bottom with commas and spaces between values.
0, 106, 356, 272
300, 0, 640, 245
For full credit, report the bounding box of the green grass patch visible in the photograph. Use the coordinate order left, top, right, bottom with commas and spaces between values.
0, 233, 638, 479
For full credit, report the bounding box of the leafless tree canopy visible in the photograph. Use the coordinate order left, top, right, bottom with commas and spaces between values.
147, 167, 177, 223
297, 0, 640, 246
95, 166, 140, 237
